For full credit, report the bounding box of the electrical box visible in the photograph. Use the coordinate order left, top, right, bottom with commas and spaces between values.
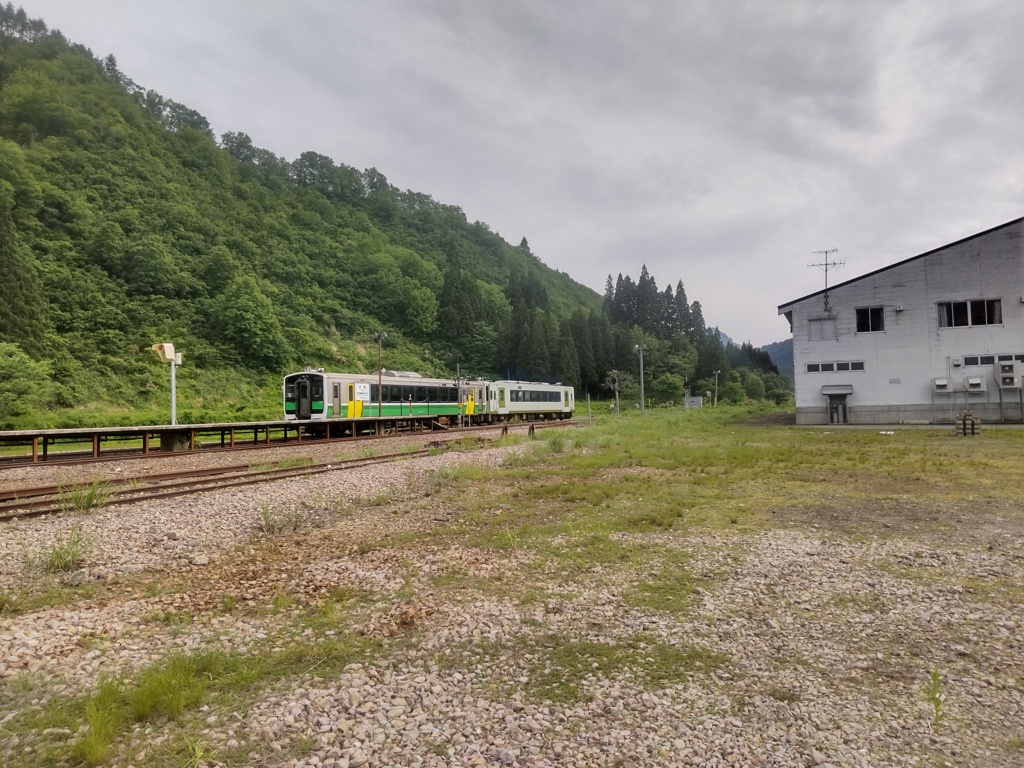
932, 377, 951, 392
997, 361, 1021, 389
963, 376, 987, 392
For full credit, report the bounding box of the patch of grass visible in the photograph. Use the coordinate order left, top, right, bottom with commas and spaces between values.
545, 432, 567, 453
271, 589, 296, 614
925, 669, 945, 730
12, 634, 378, 767
142, 580, 188, 598
615, 505, 686, 531
831, 591, 890, 613
492, 433, 525, 449
464, 631, 727, 705
33, 524, 94, 573
538, 528, 647, 577
0, 578, 98, 617
276, 457, 315, 469
143, 609, 193, 629
57, 479, 115, 513
363, 489, 395, 507
305, 490, 350, 516
418, 464, 463, 496
220, 594, 236, 613
499, 444, 549, 468
624, 563, 704, 615
257, 502, 303, 535
180, 735, 215, 768
0, 586, 21, 614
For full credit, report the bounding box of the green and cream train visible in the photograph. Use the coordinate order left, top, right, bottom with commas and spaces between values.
283, 369, 574, 423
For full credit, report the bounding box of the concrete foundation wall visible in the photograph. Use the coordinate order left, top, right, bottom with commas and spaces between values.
796, 400, 1024, 425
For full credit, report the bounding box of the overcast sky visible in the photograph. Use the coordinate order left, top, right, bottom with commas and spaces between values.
28, 1, 1024, 346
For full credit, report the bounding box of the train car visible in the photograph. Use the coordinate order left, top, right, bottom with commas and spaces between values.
284, 369, 574, 423
283, 369, 491, 421
485, 380, 574, 420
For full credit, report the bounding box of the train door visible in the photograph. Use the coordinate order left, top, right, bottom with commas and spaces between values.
332, 383, 341, 418
297, 379, 312, 419
347, 383, 357, 418
498, 386, 506, 413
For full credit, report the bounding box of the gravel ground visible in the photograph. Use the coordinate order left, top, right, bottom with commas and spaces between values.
1, 433, 1022, 768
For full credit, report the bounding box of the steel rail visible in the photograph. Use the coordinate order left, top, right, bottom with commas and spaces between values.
0, 449, 433, 522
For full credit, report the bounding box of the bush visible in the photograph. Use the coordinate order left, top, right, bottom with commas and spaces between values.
0, 342, 58, 424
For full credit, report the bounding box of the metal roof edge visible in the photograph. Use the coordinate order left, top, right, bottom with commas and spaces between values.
776, 215, 1024, 313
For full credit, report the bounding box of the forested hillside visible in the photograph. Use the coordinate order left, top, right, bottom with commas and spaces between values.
0, 6, 787, 427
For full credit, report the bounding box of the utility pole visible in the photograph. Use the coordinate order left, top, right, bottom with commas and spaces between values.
373, 331, 387, 418
635, 344, 647, 415
714, 369, 720, 406
809, 249, 842, 314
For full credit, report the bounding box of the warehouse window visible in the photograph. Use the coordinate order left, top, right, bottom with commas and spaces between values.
938, 299, 1001, 327
808, 317, 837, 340
856, 306, 884, 332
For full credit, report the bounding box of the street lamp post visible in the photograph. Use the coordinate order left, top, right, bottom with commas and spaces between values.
714, 370, 721, 406
635, 344, 647, 415
373, 331, 387, 418
150, 343, 182, 425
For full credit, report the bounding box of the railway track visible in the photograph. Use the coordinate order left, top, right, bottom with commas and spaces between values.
0, 448, 436, 522
0, 419, 575, 468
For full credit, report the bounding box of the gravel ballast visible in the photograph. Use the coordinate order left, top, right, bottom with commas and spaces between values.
1, 433, 1022, 768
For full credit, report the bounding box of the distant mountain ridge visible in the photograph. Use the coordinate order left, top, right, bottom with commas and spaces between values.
760, 339, 794, 382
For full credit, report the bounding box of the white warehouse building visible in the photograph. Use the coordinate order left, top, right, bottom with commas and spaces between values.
778, 216, 1024, 425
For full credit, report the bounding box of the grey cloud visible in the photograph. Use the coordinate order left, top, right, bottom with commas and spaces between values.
28, 0, 1024, 345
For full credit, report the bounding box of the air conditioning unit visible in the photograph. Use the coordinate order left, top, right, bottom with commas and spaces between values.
963, 376, 987, 393
931, 377, 951, 392
997, 361, 1021, 389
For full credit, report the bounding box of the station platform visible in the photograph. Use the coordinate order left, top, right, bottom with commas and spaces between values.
0, 414, 462, 464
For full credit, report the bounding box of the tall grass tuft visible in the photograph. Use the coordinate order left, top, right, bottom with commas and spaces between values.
545, 433, 567, 453
58, 480, 114, 513
38, 525, 93, 573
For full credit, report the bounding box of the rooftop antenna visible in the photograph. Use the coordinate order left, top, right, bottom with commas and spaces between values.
809, 249, 842, 314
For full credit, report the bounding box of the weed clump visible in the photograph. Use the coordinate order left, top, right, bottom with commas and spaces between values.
58, 480, 114, 513
34, 525, 94, 573
257, 503, 303, 535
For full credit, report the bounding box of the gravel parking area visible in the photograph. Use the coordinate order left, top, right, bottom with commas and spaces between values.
1, 433, 1022, 768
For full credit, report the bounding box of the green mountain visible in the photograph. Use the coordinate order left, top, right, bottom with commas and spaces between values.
0, 7, 785, 428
